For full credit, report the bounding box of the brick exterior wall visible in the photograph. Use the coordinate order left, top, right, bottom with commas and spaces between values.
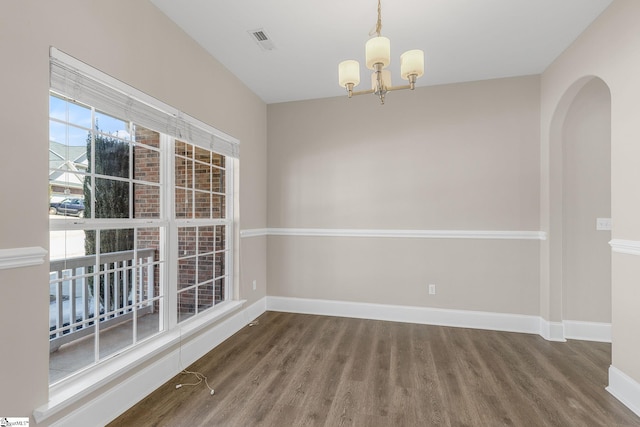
174, 140, 227, 320
134, 127, 161, 309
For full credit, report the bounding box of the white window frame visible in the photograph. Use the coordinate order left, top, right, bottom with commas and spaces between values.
39, 48, 241, 422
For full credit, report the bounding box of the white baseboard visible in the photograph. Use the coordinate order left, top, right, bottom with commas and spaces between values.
48, 297, 267, 427
607, 365, 640, 418
538, 319, 567, 342
563, 320, 611, 343
267, 296, 546, 337
266, 297, 618, 345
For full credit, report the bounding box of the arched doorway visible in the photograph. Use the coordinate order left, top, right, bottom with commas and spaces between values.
549, 76, 612, 339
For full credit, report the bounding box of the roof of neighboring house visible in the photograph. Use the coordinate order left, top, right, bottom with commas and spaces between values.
49, 141, 88, 190
49, 141, 87, 170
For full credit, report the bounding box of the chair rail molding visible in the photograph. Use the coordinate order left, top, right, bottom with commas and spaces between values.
243, 228, 546, 240
0, 246, 48, 270
610, 239, 640, 256
240, 228, 268, 238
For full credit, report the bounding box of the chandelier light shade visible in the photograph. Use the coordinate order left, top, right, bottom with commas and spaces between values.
365, 36, 391, 69
338, 60, 360, 88
400, 49, 425, 80
338, 0, 425, 104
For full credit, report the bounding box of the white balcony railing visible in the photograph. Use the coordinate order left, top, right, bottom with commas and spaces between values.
49, 248, 156, 352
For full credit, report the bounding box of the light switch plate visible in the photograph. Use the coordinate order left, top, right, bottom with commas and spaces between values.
596, 218, 612, 231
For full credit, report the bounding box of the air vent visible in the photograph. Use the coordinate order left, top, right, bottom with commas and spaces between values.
248, 28, 276, 51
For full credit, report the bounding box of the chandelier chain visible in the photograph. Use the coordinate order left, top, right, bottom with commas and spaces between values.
375, 0, 382, 36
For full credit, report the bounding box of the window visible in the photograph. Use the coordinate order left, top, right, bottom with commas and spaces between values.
48, 48, 237, 385
175, 141, 230, 321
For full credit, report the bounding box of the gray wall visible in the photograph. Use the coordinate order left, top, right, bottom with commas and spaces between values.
541, 0, 640, 385
267, 76, 541, 315
0, 0, 267, 422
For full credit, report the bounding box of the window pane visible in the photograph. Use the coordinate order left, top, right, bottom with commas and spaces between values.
133, 126, 160, 149
136, 299, 161, 342
49, 326, 96, 384
175, 188, 192, 219
49, 121, 89, 147
215, 225, 226, 252
99, 312, 133, 360
94, 178, 130, 219
194, 146, 210, 164
212, 152, 225, 168
178, 258, 196, 290
199, 226, 215, 254
50, 94, 92, 129
94, 136, 130, 179
175, 140, 192, 157
194, 191, 211, 219
134, 183, 160, 219
212, 194, 225, 219
97, 228, 135, 256
49, 173, 87, 215
211, 166, 225, 194
136, 227, 162, 307
215, 251, 226, 280
194, 163, 211, 192
134, 145, 160, 184
197, 254, 214, 284
95, 111, 130, 139
178, 227, 197, 258
175, 157, 192, 188
198, 282, 214, 312
49, 229, 87, 261
215, 278, 225, 304
178, 289, 196, 322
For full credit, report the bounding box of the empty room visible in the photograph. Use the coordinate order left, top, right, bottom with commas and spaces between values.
1, 0, 640, 425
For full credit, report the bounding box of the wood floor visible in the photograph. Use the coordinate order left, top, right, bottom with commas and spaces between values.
110, 312, 640, 426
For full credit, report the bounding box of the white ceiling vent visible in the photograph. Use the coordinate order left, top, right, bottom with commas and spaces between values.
248, 28, 276, 51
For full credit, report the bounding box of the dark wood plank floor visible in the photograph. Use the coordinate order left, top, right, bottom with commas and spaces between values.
110, 312, 640, 426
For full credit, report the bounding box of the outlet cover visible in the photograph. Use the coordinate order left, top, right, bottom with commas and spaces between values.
428, 284, 436, 295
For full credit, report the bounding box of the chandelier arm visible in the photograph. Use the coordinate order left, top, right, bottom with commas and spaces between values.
348, 89, 376, 97
386, 85, 413, 92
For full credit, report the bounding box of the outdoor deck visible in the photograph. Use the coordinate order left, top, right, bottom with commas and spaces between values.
49, 312, 161, 383
48, 246, 159, 384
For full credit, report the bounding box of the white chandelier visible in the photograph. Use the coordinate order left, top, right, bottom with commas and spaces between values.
338, 0, 425, 105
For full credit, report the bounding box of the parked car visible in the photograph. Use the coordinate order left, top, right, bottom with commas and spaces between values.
49, 198, 85, 217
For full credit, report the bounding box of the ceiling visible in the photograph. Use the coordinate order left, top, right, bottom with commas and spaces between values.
150, 0, 613, 105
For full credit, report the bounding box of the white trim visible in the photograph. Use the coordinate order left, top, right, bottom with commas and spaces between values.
266, 296, 547, 337
607, 366, 640, 418
36, 298, 267, 426
264, 228, 547, 240
240, 228, 268, 238
563, 320, 611, 342
610, 239, 640, 256
537, 319, 566, 342
0, 246, 48, 270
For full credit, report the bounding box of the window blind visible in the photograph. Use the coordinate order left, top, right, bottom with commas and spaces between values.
50, 47, 239, 158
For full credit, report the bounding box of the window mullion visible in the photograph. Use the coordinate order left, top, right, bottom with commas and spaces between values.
165, 135, 178, 329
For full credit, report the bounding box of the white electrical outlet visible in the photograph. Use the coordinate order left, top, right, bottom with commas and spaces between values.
428, 284, 436, 295
252, 280, 257, 291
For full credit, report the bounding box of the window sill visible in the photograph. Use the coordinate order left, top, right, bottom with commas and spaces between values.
34, 300, 245, 424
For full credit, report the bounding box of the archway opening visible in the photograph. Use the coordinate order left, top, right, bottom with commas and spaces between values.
549, 76, 612, 339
